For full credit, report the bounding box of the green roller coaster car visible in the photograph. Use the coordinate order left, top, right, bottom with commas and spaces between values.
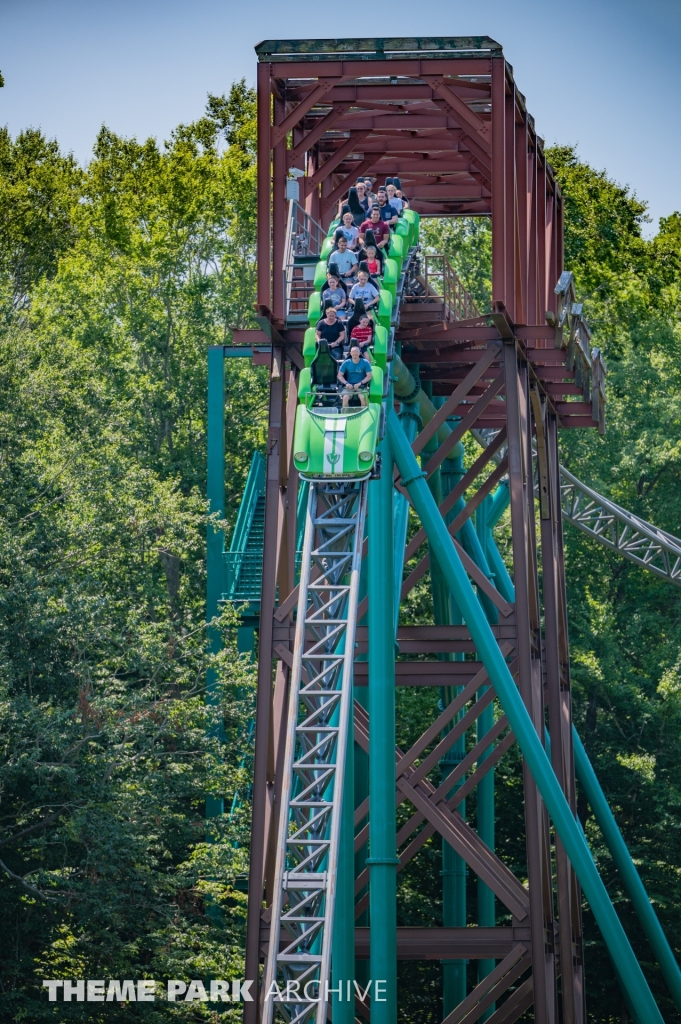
293, 345, 383, 480
302, 324, 388, 370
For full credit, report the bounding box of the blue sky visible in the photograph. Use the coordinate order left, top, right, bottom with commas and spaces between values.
1, 0, 679, 235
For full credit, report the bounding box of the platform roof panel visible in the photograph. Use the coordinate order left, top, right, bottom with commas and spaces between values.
255, 37, 503, 62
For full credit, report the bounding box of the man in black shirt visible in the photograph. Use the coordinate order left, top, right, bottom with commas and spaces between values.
315, 306, 346, 362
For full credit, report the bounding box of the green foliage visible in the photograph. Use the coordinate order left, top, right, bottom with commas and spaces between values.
0, 127, 83, 308
0, 85, 264, 1020
421, 216, 492, 312
3, 84, 681, 1024
409, 147, 681, 1021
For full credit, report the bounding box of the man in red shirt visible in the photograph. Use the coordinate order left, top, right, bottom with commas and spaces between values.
359, 206, 391, 249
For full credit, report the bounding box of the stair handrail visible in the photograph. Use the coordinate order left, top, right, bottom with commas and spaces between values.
412, 252, 479, 321
283, 200, 325, 321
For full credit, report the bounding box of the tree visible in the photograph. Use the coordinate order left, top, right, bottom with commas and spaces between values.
414, 147, 681, 1022
0, 89, 264, 1020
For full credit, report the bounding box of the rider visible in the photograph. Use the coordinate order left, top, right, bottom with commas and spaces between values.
349, 312, 374, 358
327, 233, 358, 281
349, 268, 380, 312
315, 305, 346, 363
321, 274, 347, 317
339, 209, 360, 249
337, 344, 373, 408
359, 206, 391, 249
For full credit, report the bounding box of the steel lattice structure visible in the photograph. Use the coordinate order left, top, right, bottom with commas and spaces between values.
220, 36, 672, 1024
263, 482, 367, 1024
560, 467, 681, 584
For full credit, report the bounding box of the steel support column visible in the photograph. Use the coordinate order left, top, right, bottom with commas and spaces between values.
503, 341, 554, 1024
256, 62, 271, 310
429, 436, 467, 1014
368, 434, 397, 1023
272, 96, 286, 321
244, 355, 286, 1024
386, 408, 664, 1024
541, 410, 581, 1024
206, 345, 225, 818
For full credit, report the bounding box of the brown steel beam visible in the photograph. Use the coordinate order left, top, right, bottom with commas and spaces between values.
354, 928, 527, 960
504, 340, 554, 1024
256, 62, 271, 310
424, 76, 492, 151
442, 947, 531, 1024
243, 361, 285, 1024
268, 59, 495, 79
287, 102, 352, 164
320, 156, 376, 215
303, 130, 369, 190
271, 79, 336, 145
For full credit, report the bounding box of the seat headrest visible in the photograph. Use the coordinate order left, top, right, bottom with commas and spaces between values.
310, 340, 340, 388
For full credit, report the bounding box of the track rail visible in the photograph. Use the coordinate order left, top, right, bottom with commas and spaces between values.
262, 480, 367, 1024
560, 466, 681, 584
473, 427, 681, 586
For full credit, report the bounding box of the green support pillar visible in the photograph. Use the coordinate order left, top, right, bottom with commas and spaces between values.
427, 396, 467, 1013
206, 344, 225, 819
479, 483, 515, 605
573, 727, 681, 1013
394, 406, 420, 632
386, 407, 664, 1024
474, 496, 497, 1002
368, 432, 397, 1023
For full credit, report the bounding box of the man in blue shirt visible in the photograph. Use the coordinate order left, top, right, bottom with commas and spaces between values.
338, 345, 373, 408
375, 189, 398, 226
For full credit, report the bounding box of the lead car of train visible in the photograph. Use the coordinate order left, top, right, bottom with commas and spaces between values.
292, 341, 383, 481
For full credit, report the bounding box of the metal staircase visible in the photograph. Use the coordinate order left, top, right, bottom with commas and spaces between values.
223, 452, 266, 608
262, 479, 368, 1024
283, 201, 325, 325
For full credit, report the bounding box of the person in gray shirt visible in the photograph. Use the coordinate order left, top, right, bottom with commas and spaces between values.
349, 270, 380, 311
327, 234, 358, 280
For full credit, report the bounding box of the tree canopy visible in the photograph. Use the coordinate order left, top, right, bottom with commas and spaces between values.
0, 81, 264, 1022
424, 146, 681, 1022
0, 86, 680, 1024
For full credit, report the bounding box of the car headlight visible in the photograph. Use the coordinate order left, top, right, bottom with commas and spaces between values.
295, 452, 309, 462
359, 451, 374, 463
